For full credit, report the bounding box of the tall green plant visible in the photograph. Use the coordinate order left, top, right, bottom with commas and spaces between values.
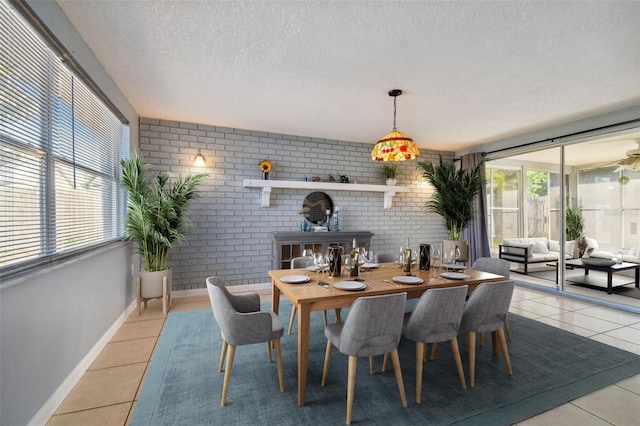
417, 155, 485, 240
565, 197, 584, 240
121, 152, 207, 272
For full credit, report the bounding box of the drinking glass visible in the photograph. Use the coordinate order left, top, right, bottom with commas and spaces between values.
313, 252, 324, 273
302, 249, 313, 268
442, 251, 454, 270
431, 247, 441, 275
454, 247, 461, 265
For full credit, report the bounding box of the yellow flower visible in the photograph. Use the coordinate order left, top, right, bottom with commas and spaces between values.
259, 159, 272, 172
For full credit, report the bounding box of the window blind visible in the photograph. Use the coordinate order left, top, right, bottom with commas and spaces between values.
0, 0, 128, 277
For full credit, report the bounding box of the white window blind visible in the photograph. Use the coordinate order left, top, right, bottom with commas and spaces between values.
0, 0, 128, 277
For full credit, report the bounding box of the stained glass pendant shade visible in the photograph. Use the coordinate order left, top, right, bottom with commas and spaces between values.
371, 89, 420, 161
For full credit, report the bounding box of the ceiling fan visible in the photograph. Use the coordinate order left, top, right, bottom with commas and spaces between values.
613, 139, 640, 172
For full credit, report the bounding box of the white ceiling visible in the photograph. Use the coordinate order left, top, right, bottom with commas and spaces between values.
56, 0, 640, 153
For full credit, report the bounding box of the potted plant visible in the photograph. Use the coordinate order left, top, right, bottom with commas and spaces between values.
417, 155, 484, 262
121, 151, 207, 314
565, 197, 585, 257
383, 164, 398, 186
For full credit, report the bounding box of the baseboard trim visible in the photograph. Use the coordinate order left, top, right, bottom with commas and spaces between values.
28, 298, 138, 426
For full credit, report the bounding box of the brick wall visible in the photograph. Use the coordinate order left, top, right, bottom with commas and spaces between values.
139, 117, 452, 290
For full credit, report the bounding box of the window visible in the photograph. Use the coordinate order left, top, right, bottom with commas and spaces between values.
0, 0, 128, 278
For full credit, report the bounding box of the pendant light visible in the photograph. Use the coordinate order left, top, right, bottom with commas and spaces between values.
371, 89, 420, 161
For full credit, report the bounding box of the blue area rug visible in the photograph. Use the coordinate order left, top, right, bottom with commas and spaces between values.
131, 301, 640, 425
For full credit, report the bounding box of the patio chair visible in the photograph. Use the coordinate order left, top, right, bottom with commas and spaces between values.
206, 276, 285, 406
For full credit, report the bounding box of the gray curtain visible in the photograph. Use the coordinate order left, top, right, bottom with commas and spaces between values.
461, 152, 491, 264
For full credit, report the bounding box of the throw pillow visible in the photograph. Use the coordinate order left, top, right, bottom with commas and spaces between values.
532, 241, 550, 254
629, 247, 639, 256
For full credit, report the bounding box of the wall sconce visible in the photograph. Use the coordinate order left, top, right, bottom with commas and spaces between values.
194, 151, 206, 167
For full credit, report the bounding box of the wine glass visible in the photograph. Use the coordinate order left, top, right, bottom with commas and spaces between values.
302, 249, 314, 269
442, 251, 454, 270
313, 252, 324, 273
342, 254, 352, 278
454, 247, 461, 266
431, 247, 441, 276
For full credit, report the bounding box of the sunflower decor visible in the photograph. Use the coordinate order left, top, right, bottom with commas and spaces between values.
259, 158, 273, 179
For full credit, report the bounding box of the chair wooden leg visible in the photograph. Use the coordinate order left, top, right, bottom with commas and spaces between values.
504, 318, 512, 339
274, 338, 285, 392
390, 349, 408, 408
323, 310, 328, 326
415, 342, 425, 404
218, 340, 228, 372
136, 276, 142, 316
430, 342, 438, 360
497, 328, 513, 377
450, 337, 467, 390
221, 344, 236, 406
381, 352, 388, 372
468, 332, 477, 387
266, 342, 272, 363
492, 330, 499, 356
321, 340, 333, 386
287, 305, 297, 335
369, 356, 374, 375
346, 356, 357, 425
479, 332, 484, 346
335, 308, 342, 323
162, 276, 169, 315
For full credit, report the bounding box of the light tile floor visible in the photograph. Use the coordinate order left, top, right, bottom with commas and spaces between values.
46, 282, 640, 426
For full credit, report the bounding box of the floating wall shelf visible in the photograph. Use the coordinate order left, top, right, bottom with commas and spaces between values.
243, 179, 409, 209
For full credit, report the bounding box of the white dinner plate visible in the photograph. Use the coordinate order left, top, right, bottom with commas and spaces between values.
361, 263, 379, 269
440, 272, 470, 280
392, 276, 424, 285
280, 275, 311, 284
334, 281, 366, 291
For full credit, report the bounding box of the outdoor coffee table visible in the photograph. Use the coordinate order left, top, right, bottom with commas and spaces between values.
561, 259, 640, 294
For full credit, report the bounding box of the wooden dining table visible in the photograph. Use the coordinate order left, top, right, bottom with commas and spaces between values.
268, 263, 506, 407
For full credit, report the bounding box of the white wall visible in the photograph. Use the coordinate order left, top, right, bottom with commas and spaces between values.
0, 2, 140, 425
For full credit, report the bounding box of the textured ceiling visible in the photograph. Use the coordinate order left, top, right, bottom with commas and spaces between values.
56, 0, 640, 152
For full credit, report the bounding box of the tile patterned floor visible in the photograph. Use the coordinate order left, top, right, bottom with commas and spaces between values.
46, 283, 640, 425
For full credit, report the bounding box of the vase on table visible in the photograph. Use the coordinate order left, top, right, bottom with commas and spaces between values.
263, 172, 269, 180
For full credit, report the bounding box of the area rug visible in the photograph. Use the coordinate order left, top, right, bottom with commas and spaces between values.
130, 302, 640, 426
523, 268, 640, 299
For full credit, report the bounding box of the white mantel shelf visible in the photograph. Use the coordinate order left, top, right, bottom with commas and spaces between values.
243, 179, 409, 209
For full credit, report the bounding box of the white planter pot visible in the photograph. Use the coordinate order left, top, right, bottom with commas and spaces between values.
386, 178, 396, 186
139, 269, 171, 299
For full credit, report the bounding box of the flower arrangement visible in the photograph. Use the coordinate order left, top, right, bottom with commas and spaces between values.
259, 158, 272, 173
259, 158, 272, 179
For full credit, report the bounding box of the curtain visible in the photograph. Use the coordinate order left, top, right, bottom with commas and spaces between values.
461, 152, 491, 264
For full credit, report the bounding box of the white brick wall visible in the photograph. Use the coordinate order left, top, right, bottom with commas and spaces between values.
139, 117, 452, 290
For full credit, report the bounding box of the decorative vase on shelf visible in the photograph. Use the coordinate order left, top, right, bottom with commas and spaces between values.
263, 172, 269, 180
386, 178, 396, 186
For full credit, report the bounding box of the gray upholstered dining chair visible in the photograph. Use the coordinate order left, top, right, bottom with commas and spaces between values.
459, 280, 515, 387
321, 293, 408, 425
287, 256, 329, 334
375, 252, 397, 263
206, 276, 285, 406
401, 285, 469, 403
471, 257, 512, 339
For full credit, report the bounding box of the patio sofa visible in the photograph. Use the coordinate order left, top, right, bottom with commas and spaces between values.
590, 247, 640, 264
499, 237, 576, 274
